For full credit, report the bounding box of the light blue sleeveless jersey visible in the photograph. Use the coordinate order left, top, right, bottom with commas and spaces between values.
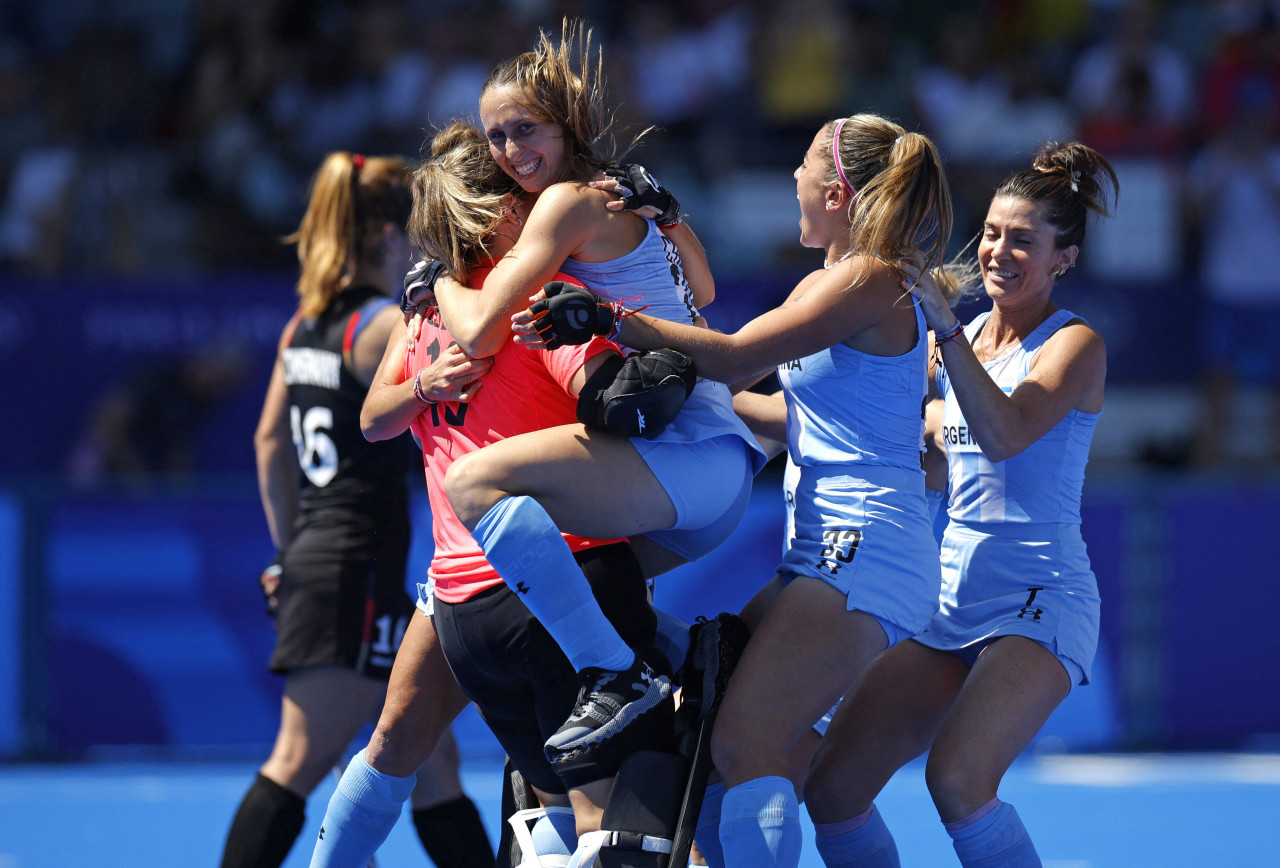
920, 308, 1102, 685
561, 221, 766, 473
773, 302, 939, 642
779, 303, 929, 472
560, 219, 699, 326
938, 309, 1100, 525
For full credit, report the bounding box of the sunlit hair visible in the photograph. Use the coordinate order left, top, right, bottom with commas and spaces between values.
481, 17, 625, 181
995, 140, 1119, 254
287, 152, 412, 318
933, 245, 983, 308
821, 114, 954, 288
410, 122, 523, 283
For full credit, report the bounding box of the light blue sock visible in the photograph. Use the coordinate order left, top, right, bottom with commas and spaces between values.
474, 495, 634, 673
719, 776, 802, 868
530, 809, 578, 857
813, 804, 900, 866
944, 799, 1040, 867
308, 750, 415, 868
694, 780, 727, 868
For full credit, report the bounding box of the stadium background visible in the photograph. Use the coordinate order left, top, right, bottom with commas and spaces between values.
0, 1, 1277, 860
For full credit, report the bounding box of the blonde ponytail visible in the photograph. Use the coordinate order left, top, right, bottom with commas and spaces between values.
826, 116, 953, 286
287, 152, 412, 318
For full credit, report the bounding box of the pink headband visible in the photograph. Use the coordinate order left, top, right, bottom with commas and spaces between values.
831, 118, 854, 196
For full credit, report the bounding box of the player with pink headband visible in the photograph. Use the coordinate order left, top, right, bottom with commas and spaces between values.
517, 113, 966, 867
831, 117, 857, 197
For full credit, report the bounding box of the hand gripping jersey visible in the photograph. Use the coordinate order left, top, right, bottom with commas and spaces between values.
938, 309, 1100, 526
559, 221, 767, 475
405, 266, 623, 603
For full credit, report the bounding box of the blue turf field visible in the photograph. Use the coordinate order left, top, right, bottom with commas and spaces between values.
1, 749, 1277, 867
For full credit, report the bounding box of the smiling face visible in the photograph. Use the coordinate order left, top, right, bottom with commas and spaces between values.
479, 83, 570, 194
978, 195, 1077, 308
794, 127, 845, 252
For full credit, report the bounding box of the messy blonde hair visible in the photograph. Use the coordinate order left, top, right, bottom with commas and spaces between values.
481, 18, 625, 181
410, 122, 523, 284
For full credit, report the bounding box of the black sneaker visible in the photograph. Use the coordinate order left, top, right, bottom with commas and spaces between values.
545, 657, 672, 764
678, 612, 750, 722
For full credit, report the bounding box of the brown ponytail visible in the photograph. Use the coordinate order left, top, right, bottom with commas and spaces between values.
994, 141, 1119, 253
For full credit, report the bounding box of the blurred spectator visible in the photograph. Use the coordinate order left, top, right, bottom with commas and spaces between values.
612, 0, 755, 175
1069, 0, 1193, 142
0, 37, 47, 171
0, 25, 189, 273
911, 12, 1075, 240
0, 134, 78, 273
373, 5, 500, 145
752, 0, 852, 164
840, 4, 922, 126
911, 14, 1007, 165
1069, 0, 1192, 282
0, 0, 1254, 292
1185, 14, 1280, 466
1199, 0, 1280, 138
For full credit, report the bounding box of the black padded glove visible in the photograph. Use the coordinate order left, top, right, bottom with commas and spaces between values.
402, 259, 444, 313
529, 281, 621, 349
603, 163, 682, 227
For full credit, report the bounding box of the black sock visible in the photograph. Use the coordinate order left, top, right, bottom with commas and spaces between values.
413, 795, 494, 868
220, 773, 306, 868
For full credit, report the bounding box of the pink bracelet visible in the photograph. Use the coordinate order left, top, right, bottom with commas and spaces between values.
412, 368, 434, 404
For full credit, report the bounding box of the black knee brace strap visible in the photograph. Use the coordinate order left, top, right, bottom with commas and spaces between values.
578, 750, 686, 868
577, 349, 697, 440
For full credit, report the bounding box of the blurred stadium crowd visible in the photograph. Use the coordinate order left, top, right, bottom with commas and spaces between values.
2, 0, 1279, 476
0, 0, 1276, 281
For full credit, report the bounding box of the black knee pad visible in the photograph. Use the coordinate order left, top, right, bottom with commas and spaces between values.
577, 349, 696, 439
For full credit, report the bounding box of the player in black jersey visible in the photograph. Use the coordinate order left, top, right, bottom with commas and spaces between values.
220, 151, 492, 868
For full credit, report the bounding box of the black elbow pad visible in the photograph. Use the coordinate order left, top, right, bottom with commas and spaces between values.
577, 348, 697, 439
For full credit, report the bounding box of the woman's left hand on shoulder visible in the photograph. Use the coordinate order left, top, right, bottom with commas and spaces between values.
900, 261, 954, 332
587, 163, 679, 224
